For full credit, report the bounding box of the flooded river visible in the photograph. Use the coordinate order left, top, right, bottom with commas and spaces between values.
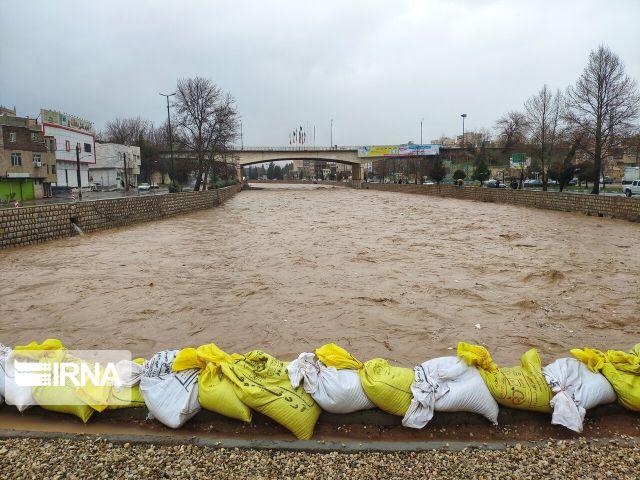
1, 184, 638, 365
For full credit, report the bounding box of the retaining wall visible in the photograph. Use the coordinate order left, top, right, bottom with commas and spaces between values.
361, 183, 640, 222
0, 184, 242, 249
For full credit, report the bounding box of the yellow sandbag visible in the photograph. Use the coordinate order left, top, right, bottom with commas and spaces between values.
571, 344, 640, 411
173, 345, 251, 423
221, 349, 321, 439
316, 343, 414, 416
457, 342, 552, 413
31, 353, 96, 423
76, 357, 146, 411
32, 384, 95, 423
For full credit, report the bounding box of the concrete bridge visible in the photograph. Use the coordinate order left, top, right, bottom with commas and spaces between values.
159, 147, 366, 181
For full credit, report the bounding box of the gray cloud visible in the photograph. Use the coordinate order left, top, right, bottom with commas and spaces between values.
1, 0, 638, 146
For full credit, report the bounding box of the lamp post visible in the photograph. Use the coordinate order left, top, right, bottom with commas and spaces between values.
240, 120, 243, 150
330, 118, 333, 148
460, 113, 467, 147
159, 92, 176, 183
420, 118, 424, 145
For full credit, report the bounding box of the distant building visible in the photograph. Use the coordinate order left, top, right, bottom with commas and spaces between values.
40, 109, 96, 188
91, 143, 141, 189
0, 112, 57, 200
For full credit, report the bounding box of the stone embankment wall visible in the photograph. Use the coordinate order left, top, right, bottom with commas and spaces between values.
248, 179, 348, 187
362, 183, 640, 222
0, 184, 241, 249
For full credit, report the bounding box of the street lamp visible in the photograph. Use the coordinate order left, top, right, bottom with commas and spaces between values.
460, 113, 467, 147
420, 118, 424, 145
160, 92, 176, 184
330, 118, 333, 148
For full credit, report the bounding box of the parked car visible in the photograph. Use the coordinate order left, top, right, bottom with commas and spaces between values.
523, 178, 543, 187
90, 182, 102, 192
138, 183, 151, 191
150, 183, 160, 189
622, 180, 640, 197
568, 178, 578, 186
485, 179, 506, 188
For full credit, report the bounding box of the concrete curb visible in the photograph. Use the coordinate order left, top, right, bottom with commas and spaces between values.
0, 428, 638, 453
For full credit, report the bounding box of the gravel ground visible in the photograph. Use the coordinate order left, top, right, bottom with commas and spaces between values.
0, 437, 638, 479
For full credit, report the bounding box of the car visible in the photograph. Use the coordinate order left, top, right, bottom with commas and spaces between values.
150, 183, 160, 189
523, 178, 543, 187
568, 178, 578, 186
138, 183, 151, 191
485, 179, 506, 188
622, 180, 640, 197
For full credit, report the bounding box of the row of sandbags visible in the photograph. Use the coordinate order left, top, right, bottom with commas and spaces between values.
1, 340, 639, 439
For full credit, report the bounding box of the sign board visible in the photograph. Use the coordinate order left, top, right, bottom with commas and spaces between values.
7, 173, 31, 178
510, 153, 530, 169
357, 144, 440, 158
40, 109, 93, 133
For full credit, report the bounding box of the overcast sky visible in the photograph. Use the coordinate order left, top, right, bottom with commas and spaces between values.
1, 0, 639, 146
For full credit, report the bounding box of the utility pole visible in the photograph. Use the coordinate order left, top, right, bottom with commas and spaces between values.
420, 118, 424, 145
75, 144, 82, 200
461, 113, 467, 147
160, 92, 176, 182
330, 118, 333, 148
240, 120, 243, 150
123, 152, 128, 193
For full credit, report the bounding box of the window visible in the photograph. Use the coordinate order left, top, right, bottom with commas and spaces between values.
11, 153, 22, 166
65, 140, 71, 151
47, 164, 50, 174
31, 132, 38, 142
9, 132, 16, 142
33, 154, 41, 164
52, 164, 56, 174
84, 143, 92, 153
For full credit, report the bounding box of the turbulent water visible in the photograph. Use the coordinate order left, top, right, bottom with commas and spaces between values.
1, 183, 638, 365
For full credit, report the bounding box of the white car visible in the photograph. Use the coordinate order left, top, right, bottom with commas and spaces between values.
138, 183, 151, 191
622, 180, 640, 197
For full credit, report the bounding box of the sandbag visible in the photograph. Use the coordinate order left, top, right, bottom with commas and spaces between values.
571, 344, 640, 412
287, 352, 375, 414
402, 356, 499, 429
457, 343, 552, 413
76, 358, 147, 412
180, 344, 320, 439
543, 357, 616, 432
0, 343, 11, 405
316, 343, 414, 416
4, 339, 66, 412
172, 345, 251, 423
139, 350, 200, 428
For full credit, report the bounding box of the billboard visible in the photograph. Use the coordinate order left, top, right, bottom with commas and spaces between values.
357, 144, 440, 158
40, 109, 93, 133
509, 153, 530, 169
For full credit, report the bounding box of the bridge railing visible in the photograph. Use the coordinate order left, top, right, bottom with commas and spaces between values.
228, 146, 359, 152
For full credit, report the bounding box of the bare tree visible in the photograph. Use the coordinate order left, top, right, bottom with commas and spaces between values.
524, 85, 563, 191
495, 111, 527, 153
173, 77, 238, 191
203, 93, 239, 187
103, 117, 152, 146
565, 45, 640, 194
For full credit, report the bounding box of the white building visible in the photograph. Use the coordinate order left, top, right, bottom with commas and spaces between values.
40, 109, 95, 187
91, 143, 141, 189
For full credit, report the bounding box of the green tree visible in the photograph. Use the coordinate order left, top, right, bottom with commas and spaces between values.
273, 164, 283, 180
472, 158, 491, 185
267, 162, 275, 180
428, 158, 447, 184
452, 169, 466, 181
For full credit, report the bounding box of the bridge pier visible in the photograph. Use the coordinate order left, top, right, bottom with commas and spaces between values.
351, 163, 364, 182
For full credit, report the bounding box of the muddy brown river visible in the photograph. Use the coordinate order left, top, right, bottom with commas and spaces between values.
1, 184, 638, 365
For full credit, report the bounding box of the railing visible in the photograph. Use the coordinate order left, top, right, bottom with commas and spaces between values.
228, 146, 359, 152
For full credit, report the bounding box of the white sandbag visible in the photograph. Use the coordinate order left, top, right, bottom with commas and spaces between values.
139, 350, 200, 429
543, 357, 616, 433
402, 356, 499, 429
1, 344, 36, 412
0, 344, 10, 405
287, 352, 375, 414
